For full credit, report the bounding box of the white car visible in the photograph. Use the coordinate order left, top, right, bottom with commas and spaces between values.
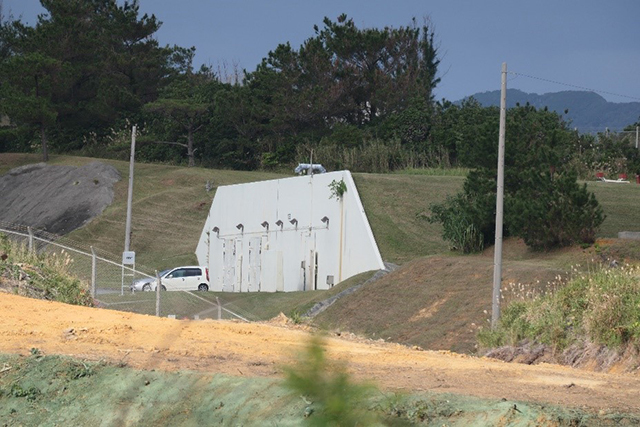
131, 266, 209, 292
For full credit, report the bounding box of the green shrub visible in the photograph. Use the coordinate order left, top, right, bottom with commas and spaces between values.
427, 194, 484, 253
328, 179, 347, 200
0, 234, 93, 306
508, 170, 604, 251
479, 265, 640, 352
427, 171, 495, 253
283, 335, 379, 426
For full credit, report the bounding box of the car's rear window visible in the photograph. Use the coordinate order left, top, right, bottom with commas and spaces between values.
186, 268, 202, 277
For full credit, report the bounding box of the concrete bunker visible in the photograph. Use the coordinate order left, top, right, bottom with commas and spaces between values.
195, 171, 384, 292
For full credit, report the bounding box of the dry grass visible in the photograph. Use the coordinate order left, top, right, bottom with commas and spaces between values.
313, 240, 597, 353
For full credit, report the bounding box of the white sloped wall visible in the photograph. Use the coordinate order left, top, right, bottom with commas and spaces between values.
195, 171, 384, 292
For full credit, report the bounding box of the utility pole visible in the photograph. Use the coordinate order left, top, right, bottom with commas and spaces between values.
155, 270, 161, 317
636, 126, 638, 150
492, 63, 507, 329
124, 126, 136, 253
121, 126, 136, 295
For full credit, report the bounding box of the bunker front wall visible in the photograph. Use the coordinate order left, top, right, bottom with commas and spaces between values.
195, 171, 384, 292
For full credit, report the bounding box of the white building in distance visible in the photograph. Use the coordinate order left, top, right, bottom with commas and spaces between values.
195, 170, 384, 292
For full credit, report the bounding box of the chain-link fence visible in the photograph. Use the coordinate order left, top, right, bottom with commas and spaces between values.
0, 221, 249, 321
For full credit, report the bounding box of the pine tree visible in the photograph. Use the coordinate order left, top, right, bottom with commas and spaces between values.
429, 105, 604, 252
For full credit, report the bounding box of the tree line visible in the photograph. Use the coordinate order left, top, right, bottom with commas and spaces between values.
2, 0, 639, 252
0, 2, 442, 170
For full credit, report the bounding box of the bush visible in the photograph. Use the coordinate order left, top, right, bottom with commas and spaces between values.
429, 105, 604, 252
428, 168, 499, 253
283, 335, 378, 426
428, 193, 484, 253
508, 170, 605, 251
479, 265, 640, 351
0, 234, 93, 306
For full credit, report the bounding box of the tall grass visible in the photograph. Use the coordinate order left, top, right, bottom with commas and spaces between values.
397, 167, 470, 177
298, 140, 453, 173
479, 264, 640, 351
0, 234, 93, 306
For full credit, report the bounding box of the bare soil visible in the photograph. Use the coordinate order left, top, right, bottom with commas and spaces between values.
1, 292, 639, 416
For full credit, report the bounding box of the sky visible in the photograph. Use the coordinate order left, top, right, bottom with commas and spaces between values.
3, 0, 640, 103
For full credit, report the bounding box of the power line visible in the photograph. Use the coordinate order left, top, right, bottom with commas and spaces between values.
508, 71, 640, 102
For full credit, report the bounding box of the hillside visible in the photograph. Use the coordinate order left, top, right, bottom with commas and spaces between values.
464, 89, 640, 133
315, 241, 565, 353
2, 153, 640, 356
3, 154, 640, 422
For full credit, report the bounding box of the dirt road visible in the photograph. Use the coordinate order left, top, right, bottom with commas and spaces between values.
1, 292, 639, 415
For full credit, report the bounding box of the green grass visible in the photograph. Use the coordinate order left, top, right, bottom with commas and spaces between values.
586, 180, 640, 237
48, 155, 286, 270
0, 153, 46, 175
353, 173, 463, 264
95, 271, 377, 320
211, 271, 377, 321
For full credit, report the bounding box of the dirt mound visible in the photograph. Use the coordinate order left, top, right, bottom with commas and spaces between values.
0, 162, 120, 234
1, 292, 640, 416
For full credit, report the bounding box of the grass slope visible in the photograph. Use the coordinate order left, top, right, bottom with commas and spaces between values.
586, 181, 640, 237
314, 240, 590, 353
353, 173, 462, 264
2, 153, 640, 354
1, 153, 286, 270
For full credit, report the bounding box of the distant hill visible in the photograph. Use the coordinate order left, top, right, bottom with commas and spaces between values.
461, 89, 640, 133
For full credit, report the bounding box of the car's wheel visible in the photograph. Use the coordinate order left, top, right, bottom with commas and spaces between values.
142, 284, 152, 292
161, 285, 167, 291
198, 284, 209, 292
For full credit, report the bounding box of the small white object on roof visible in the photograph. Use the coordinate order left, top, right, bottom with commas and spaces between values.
597, 177, 630, 184
295, 163, 326, 175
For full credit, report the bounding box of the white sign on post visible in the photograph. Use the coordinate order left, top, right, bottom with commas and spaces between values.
122, 251, 136, 265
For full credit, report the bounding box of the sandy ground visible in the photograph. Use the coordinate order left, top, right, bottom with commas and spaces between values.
1, 292, 640, 415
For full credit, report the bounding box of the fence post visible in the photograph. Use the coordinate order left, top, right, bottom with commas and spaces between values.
27, 227, 34, 252
155, 270, 161, 317
90, 246, 96, 299
216, 296, 221, 320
